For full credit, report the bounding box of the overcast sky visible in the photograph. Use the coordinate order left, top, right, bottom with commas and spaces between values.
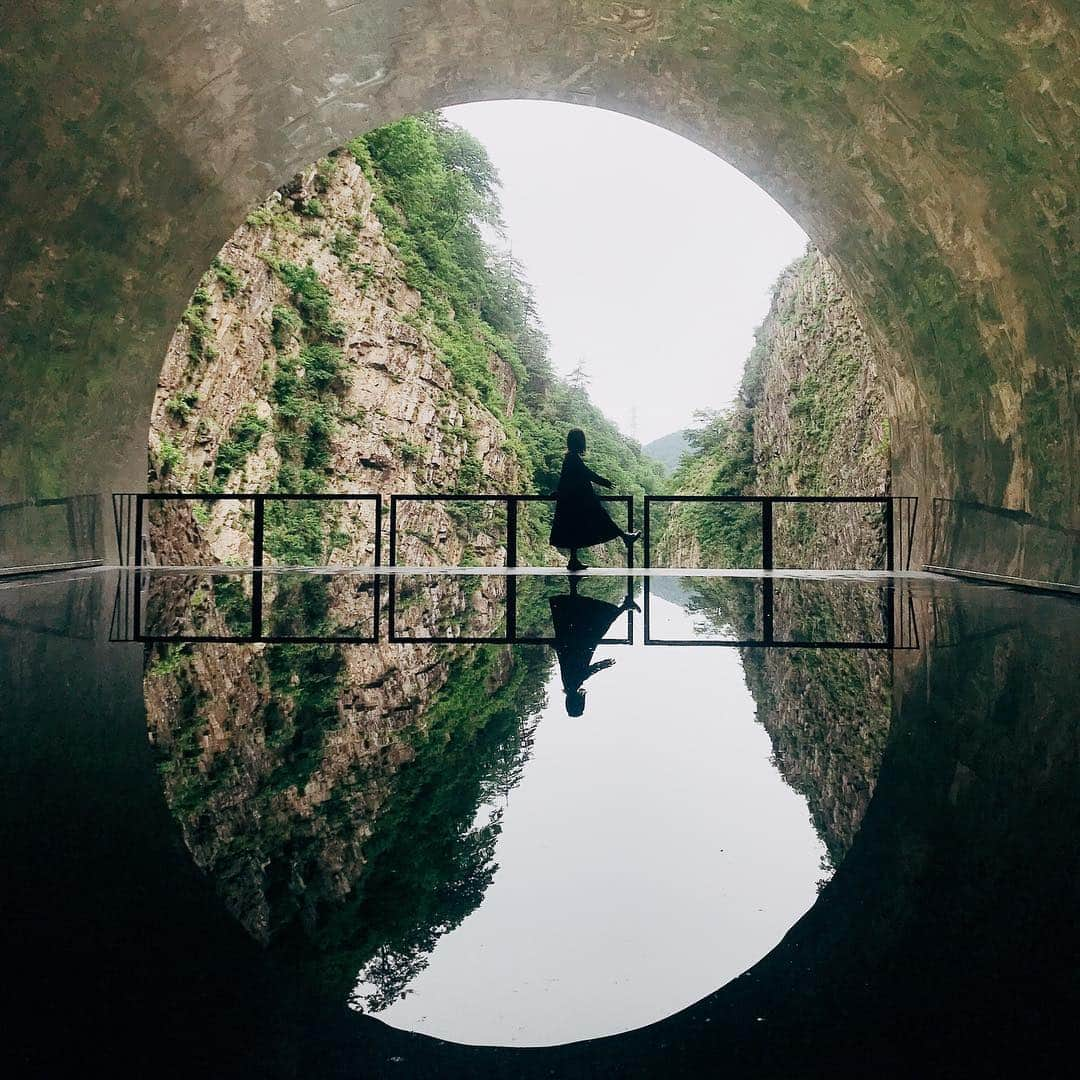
444, 100, 808, 446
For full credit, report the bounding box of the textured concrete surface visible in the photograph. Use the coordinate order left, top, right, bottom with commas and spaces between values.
0, 2, 1076, 579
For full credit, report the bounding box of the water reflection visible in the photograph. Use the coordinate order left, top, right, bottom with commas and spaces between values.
4, 569, 1078, 1074
136, 570, 906, 1044
550, 577, 638, 716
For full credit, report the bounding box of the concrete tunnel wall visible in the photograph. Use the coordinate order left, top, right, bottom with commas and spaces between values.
0, 1, 1076, 582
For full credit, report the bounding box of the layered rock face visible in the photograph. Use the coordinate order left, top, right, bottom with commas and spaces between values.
750, 252, 888, 490
662, 247, 889, 571
147, 149, 522, 569
748, 250, 890, 570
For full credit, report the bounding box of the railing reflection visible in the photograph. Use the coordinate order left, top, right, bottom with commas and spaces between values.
1, 492, 102, 574
642, 575, 918, 649
111, 569, 918, 650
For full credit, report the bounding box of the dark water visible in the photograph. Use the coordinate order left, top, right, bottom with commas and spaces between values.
2, 568, 1077, 1077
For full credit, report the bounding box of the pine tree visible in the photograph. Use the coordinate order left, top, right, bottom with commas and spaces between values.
567, 359, 591, 396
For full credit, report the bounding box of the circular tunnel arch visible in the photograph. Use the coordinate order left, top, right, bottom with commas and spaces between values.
0, 6, 1077, 1073
1, 2, 1076, 583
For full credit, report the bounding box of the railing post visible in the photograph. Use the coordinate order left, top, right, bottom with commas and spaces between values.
643, 497, 651, 569
251, 494, 264, 639
907, 497, 919, 572
506, 497, 518, 569
386, 496, 400, 641
388, 495, 398, 567
884, 497, 895, 572
373, 494, 382, 568
112, 494, 123, 566
761, 497, 774, 644
506, 497, 517, 642
371, 495, 382, 642
132, 494, 144, 640
761, 498, 773, 571
134, 494, 144, 571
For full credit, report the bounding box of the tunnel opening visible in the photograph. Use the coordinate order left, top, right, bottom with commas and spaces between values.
141, 101, 894, 573
3, 4, 1078, 1074
128, 101, 906, 1046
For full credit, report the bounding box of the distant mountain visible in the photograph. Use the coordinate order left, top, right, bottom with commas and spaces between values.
643, 429, 691, 473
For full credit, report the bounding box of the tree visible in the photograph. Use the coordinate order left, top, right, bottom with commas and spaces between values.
567, 359, 591, 396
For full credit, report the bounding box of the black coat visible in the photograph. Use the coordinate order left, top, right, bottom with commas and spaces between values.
549, 452, 623, 550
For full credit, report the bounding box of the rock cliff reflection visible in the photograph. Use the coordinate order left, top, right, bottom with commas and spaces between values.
142, 571, 898, 1044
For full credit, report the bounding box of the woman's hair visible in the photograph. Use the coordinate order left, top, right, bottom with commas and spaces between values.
567, 428, 586, 454
565, 689, 586, 717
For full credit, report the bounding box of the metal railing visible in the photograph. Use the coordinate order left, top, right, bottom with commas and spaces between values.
386, 493, 633, 568
643, 494, 917, 572
115, 492, 382, 642
113, 492, 383, 570
387, 493, 633, 644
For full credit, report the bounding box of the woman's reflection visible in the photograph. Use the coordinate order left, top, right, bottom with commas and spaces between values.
550, 578, 639, 716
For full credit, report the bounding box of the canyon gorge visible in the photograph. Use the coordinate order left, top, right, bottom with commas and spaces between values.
138, 112, 900, 1009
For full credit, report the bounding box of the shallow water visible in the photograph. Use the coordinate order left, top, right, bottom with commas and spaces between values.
2, 569, 1077, 1077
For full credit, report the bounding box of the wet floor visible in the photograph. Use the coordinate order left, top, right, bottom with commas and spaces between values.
1, 568, 1077, 1077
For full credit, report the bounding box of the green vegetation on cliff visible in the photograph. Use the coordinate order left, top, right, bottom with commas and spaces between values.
354, 114, 662, 506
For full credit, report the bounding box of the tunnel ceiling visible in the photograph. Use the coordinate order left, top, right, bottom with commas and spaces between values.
0, 1, 1076, 578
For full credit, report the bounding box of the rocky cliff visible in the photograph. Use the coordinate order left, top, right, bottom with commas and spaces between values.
663, 247, 890, 571
147, 146, 523, 569
747, 250, 889, 501
139, 121, 549, 970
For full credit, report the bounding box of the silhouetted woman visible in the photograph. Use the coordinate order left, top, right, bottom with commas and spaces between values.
549, 428, 639, 572
550, 577, 639, 717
